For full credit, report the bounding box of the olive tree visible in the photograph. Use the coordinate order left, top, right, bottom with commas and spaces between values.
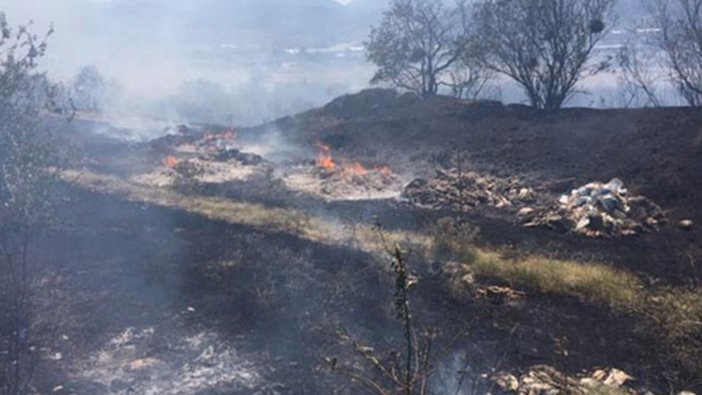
475, 0, 616, 110
649, 0, 702, 106
0, 12, 67, 394
366, 0, 487, 98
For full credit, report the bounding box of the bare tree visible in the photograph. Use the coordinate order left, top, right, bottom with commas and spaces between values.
0, 12, 67, 395
366, 0, 484, 98
616, 40, 663, 108
649, 0, 702, 106
475, 0, 616, 110
447, 40, 493, 100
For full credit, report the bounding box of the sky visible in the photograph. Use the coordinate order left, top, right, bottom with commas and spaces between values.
1, 0, 378, 96
0, 0, 661, 123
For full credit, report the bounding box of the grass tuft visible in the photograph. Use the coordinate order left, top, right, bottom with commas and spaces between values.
470, 251, 643, 311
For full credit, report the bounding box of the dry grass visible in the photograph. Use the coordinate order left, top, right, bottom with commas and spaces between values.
466, 251, 702, 381
470, 250, 644, 311
646, 288, 702, 377
62, 169, 428, 255
432, 218, 702, 381
457, 249, 702, 382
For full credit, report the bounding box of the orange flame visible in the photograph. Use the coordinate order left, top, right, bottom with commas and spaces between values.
376, 165, 392, 177
348, 161, 368, 176
204, 129, 237, 141
316, 141, 336, 170
223, 129, 237, 140
165, 155, 179, 169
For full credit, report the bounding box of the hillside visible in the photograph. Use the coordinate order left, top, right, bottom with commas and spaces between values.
24, 91, 702, 394
247, 89, 702, 283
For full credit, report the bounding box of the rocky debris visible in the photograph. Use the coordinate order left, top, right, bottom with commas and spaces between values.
212, 148, 265, 166
132, 155, 268, 188
490, 366, 646, 395
521, 178, 666, 238
403, 169, 535, 211
679, 219, 694, 231
475, 285, 525, 305
149, 124, 238, 156
140, 124, 270, 187
282, 164, 405, 201
316, 165, 403, 198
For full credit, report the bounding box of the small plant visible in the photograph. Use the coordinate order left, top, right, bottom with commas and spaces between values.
327, 221, 436, 395
431, 217, 479, 265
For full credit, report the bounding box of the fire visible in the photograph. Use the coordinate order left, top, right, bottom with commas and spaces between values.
165, 155, 179, 169
348, 161, 368, 176
375, 165, 392, 177
316, 141, 336, 170
314, 141, 392, 180
204, 129, 237, 141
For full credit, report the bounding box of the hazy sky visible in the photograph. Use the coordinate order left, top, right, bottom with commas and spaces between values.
1, 0, 376, 98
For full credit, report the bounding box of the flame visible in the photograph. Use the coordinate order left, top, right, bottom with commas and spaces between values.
223, 130, 237, 140
316, 141, 336, 170
165, 155, 179, 169
348, 161, 368, 176
376, 165, 392, 177
204, 129, 237, 141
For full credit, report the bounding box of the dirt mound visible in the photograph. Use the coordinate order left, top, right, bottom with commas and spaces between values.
212, 149, 265, 166
320, 88, 419, 119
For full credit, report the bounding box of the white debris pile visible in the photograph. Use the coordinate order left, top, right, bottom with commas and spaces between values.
490, 366, 645, 395
521, 178, 666, 237
403, 169, 535, 211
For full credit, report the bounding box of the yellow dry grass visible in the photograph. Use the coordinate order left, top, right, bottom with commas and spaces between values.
62, 170, 428, 255
470, 250, 643, 311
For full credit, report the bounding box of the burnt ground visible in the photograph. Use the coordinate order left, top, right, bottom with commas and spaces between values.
246, 89, 702, 286
27, 94, 702, 394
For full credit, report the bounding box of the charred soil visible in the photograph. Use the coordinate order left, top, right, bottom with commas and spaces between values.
31, 93, 702, 394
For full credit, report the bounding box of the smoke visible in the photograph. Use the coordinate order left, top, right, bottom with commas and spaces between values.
1, 0, 381, 125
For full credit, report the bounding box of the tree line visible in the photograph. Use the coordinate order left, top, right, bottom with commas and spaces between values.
366, 0, 702, 110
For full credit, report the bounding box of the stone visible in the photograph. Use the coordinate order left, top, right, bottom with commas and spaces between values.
603, 368, 633, 388
679, 219, 694, 231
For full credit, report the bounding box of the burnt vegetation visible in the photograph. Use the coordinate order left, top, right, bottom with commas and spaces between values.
1, 2, 702, 395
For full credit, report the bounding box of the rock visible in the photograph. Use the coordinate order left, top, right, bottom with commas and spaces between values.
548, 179, 666, 237
212, 149, 264, 166
603, 368, 633, 388
493, 373, 519, 391
679, 219, 694, 231
403, 169, 533, 212
517, 207, 535, 217
591, 369, 607, 381
126, 357, 165, 371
